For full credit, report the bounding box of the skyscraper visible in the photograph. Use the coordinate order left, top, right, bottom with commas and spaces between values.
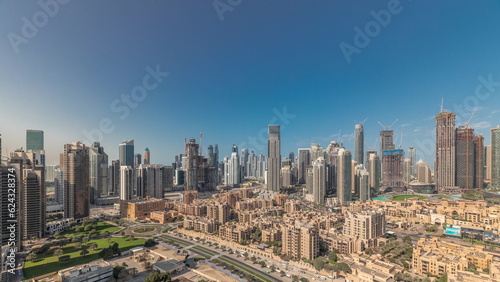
144, 148, 150, 165
119, 140, 134, 167
358, 167, 370, 201
136, 164, 164, 199
89, 142, 108, 204
26, 129, 44, 152
485, 145, 492, 183
491, 127, 500, 187
404, 158, 411, 187
312, 157, 326, 204
337, 149, 352, 204
26, 129, 45, 165
184, 139, 199, 191
455, 126, 474, 189
9, 150, 46, 242
355, 123, 364, 164
226, 151, 240, 186
109, 160, 120, 195
380, 130, 394, 155
368, 153, 381, 193
435, 112, 456, 188
134, 154, 142, 167
120, 166, 134, 200
61, 142, 89, 219
298, 148, 311, 184
408, 147, 416, 178
382, 149, 404, 189
267, 125, 281, 191
416, 160, 432, 184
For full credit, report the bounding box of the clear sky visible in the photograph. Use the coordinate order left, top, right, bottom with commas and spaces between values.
1, 0, 500, 166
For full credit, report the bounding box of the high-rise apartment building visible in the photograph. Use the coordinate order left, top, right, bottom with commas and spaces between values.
344, 210, 385, 240
89, 142, 108, 204
408, 147, 417, 178
61, 142, 89, 219
416, 160, 432, 184
355, 123, 364, 164
435, 112, 456, 188
282, 221, 319, 261
120, 166, 134, 201
267, 125, 281, 191
491, 127, 500, 187
368, 153, 381, 193
337, 149, 352, 204
312, 157, 326, 204
119, 140, 134, 167
485, 145, 492, 182
298, 148, 311, 184
136, 164, 164, 199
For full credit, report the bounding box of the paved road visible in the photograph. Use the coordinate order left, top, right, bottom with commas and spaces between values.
160, 234, 283, 282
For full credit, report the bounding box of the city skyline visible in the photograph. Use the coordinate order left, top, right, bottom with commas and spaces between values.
1, 1, 500, 166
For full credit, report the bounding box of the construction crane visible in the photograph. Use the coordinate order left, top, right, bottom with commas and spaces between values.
354, 117, 369, 125
378, 119, 398, 131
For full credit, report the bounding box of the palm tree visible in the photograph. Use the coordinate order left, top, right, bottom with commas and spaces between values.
130, 267, 138, 277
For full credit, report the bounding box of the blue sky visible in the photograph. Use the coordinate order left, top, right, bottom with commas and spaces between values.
1, 0, 500, 166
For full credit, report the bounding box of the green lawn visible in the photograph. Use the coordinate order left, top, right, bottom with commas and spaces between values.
219, 257, 272, 282
192, 247, 215, 256
133, 227, 155, 233
391, 195, 427, 201
23, 237, 146, 279
59, 221, 119, 238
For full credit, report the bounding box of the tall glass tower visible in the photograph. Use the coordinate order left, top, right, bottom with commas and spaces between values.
26, 130, 44, 151
119, 140, 134, 167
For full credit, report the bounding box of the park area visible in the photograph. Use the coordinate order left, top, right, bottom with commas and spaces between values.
56, 221, 120, 238
391, 195, 427, 201
24, 235, 145, 279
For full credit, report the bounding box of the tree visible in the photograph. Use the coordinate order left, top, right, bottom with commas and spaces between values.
130, 267, 138, 277
145, 271, 171, 282
75, 242, 83, 249
403, 235, 412, 244
328, 252, 338, 262
280, 270, 286, 277
437, 273, 447, 282
54, 248, 64, 258
333, 263, 351, 274
300, 278, 309, 282
144, 239, 157, 247
364, 248, 373, 255
80, 249, 89, 257
82, 237, 90, 244
89, 242, 98, 251
313, 257, 325, 270
243, 252, 249, 260
26, 253, 37, 261
59, 255, 71, 263
120, 231, 125, 236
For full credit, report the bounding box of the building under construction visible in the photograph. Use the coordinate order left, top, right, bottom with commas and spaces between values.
455, 126, 484, 189
382, 149, 404, 190
183, 138, 217, 192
